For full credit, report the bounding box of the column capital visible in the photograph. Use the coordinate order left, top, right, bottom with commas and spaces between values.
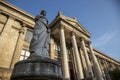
59, 25, 65, 29
19, 28, 25, 34
87, 41, 92, 45
9, 16, 15, 20
79, 37, 84, 41
19, 23, 27, 34
71, 31, 75, 36
22, 23, 27, 27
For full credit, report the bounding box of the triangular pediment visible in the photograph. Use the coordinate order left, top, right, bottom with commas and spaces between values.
60, 15, 90, 36
49, 12, 91, 37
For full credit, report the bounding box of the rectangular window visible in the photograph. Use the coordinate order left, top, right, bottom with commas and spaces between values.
54, 42, 61, 61
54, 42, 61, 51
19, 50, 30, 60
25, 30, 33, 42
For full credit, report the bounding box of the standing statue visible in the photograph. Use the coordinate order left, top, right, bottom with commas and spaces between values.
29, 10, 50, 58
11, 10, 63, 80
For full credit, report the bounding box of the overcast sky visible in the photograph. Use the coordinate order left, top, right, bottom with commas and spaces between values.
6, 0, 120, 61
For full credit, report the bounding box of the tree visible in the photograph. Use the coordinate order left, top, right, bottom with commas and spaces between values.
109, 69, 120, 80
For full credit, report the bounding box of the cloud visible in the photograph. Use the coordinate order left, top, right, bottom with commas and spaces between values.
92, 30, 117, 48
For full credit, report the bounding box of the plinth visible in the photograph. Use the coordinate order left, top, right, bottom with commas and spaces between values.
11, 55, 63, 80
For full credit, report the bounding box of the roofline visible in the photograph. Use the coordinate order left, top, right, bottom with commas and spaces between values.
49, 12, 91, 37
1, 0, 35, 19
61, 18, 91, 38
93, 48, 120, 64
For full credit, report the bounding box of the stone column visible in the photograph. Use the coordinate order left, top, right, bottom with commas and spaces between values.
104, 60, 110, 71
1, 16, 15, 36
10, 23, 26, 69
71, 33, 84, 79
0, 16, 15, 68
104, 60, 111, 80
111, 63, 116, 70
80, 38, 94, 78
103, 60, 111, 80
59, 27, 70, 80
50, 38, 55, 59
79, 48, 89, 78
99, 58, 106, 78
88, 42, 104, 80
70, 48, 78, 80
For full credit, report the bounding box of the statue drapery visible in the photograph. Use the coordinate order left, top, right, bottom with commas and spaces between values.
29, 10, 50, 58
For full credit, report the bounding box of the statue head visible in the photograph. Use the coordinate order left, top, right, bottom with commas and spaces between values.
40, 10, 46, 16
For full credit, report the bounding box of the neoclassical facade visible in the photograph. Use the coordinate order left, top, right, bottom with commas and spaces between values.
0, 1, 120, 80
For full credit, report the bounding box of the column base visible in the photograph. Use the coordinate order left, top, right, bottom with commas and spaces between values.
11, 55, 63, 80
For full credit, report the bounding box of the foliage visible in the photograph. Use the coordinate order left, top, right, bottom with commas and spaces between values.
109, 69, 120, 80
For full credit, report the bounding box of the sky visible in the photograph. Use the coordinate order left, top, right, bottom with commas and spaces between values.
6, 0, 120, 61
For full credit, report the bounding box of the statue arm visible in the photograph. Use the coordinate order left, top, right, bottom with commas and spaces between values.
35, 15, 40, 22
47, 28, 51, 33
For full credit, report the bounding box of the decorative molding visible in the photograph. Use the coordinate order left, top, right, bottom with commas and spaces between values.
0, 6, 34, 27
0, 0, 34, 19
71, 31, 75, 36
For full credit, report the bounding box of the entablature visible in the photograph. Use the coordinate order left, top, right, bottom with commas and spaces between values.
93, 48, 120, 66
49, 12, 91, 47
0, 1, 35, 28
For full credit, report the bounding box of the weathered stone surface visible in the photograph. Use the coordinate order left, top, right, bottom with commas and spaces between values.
29, 10, 50, 58
11, 56, 63, 80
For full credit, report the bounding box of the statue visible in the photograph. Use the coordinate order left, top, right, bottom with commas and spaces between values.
29, 10, 50, 58
11, 10, 63, 80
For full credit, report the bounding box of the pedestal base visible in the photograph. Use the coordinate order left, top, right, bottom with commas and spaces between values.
11, 56, 63, 80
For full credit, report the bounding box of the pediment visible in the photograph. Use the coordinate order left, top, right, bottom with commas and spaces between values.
60, 15, 90, 36
49, 13, 91, 37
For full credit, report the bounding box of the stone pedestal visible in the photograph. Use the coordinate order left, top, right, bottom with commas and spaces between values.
11, 55, 63, 80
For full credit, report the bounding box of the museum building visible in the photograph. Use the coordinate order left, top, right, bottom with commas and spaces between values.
0, 1, 120, 80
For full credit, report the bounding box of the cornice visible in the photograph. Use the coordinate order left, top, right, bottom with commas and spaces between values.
0, 0, 34, 19
58, 13, 91, 36
60, 18, 91, 38
93, 48, 120, 65
49, 12, 91, 38
0, 1, 35, 27
1, 10, 35, 27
